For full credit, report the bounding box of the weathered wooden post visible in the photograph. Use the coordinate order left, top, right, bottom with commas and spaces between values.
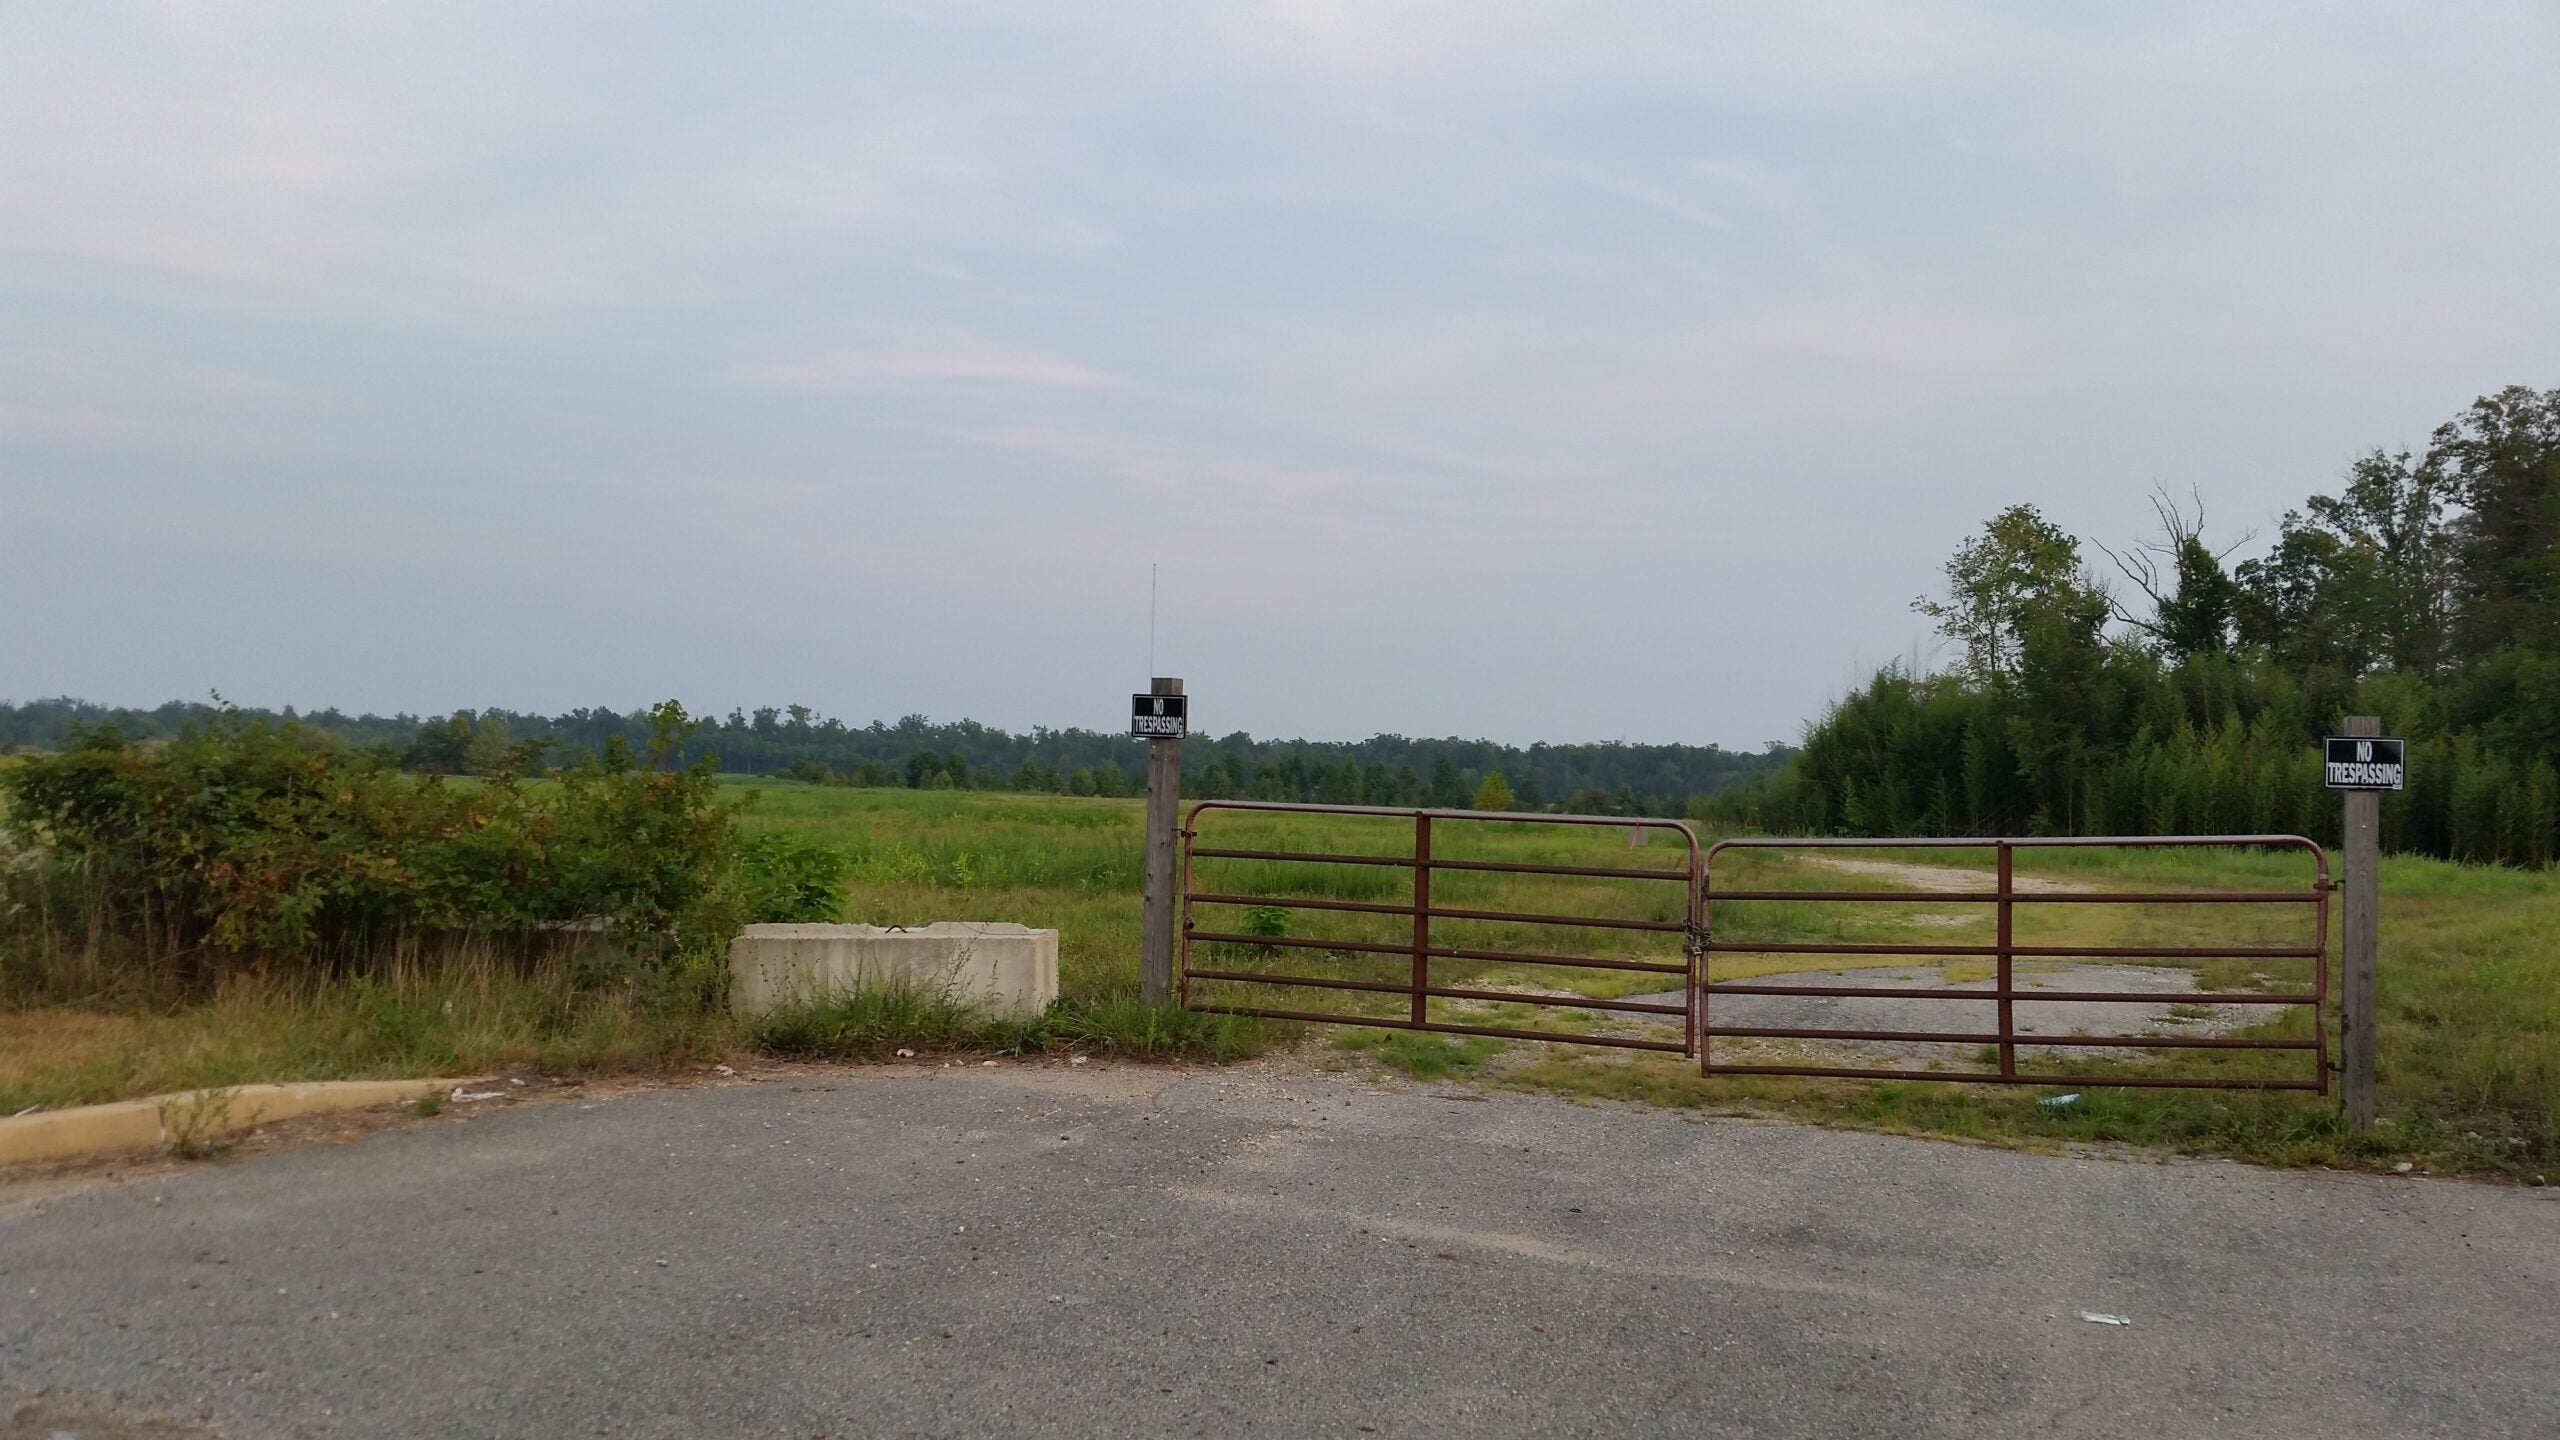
2326, 715, 2401, 1132
1135, 678, 1186, 1005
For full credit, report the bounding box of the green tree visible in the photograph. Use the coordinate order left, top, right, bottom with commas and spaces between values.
1471, 770, 1514, 811
2102, 489, 2243, 660
1709, 390, 2560, 868
2432, 385, 2560, 659
2236, 448, 2451, 675
1914, 504, 2109, 680
405, 714, 475, 775
1426, 754, 1465, 808
904, 749, 942, 788
462, 715, 516, 776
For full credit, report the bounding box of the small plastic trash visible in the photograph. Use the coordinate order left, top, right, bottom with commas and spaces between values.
2040, 1093, 2083, 1109
448, 1087, 505, 1103
2077, 1310, 2133, 1326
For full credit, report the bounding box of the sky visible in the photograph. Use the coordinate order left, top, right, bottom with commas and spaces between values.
4, 3, 2558, 749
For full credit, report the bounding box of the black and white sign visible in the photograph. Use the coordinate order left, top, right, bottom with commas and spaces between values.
1131, 692, 1188, 739
2324, 736, 2405, 791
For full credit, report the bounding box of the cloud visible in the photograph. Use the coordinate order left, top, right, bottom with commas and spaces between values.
734, 340, 1130, 391
190, 368, 294, 398
5, 2, 2557, 745
1197, 0, 1999, 104
0, 404, 135, 441
957, 423, 1625, 558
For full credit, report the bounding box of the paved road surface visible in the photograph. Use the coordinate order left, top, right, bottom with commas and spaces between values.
4, 1062, 2555, 1438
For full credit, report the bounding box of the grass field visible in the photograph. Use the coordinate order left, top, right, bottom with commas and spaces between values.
7, 781, 2554, 1178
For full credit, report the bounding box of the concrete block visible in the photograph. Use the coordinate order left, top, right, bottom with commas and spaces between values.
728, 922, 1059, 1021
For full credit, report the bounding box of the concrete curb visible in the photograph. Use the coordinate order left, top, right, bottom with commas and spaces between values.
0, 1078, 484, 1166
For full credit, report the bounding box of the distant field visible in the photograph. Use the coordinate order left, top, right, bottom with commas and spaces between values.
5, 778, 2553, 1176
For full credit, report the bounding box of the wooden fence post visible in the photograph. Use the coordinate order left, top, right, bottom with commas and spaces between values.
1140, 677, 1184, 1006
2341, 714, 2381, 1132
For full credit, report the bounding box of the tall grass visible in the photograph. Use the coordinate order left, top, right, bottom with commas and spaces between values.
0, 941, 740, 1114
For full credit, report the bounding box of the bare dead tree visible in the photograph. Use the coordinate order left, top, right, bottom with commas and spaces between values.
2096, 484, 2254, 643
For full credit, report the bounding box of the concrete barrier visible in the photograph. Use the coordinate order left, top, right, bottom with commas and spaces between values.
728, 923, 1059, 1021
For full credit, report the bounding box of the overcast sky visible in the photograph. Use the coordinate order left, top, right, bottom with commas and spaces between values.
5, 3, 2557, 747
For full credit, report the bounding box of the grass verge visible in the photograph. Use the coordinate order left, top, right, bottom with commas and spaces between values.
750, 983, 1283, 1063
0, 962, 741, 1116
1488, 1054, 2448, 1172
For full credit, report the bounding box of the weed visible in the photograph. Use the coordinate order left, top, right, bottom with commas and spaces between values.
1241, 905, 1291, 953
157, 1084, 240, 1160
753, 979, 998, 1059
750, 982, 1284, 1064
1034, 996, 1279, 1060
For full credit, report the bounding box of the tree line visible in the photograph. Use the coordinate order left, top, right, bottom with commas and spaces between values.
1709, 386, 2560, 867
0, 698, 1789, 818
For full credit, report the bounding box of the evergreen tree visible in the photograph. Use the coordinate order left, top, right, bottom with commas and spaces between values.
1426, 754, 1465, 808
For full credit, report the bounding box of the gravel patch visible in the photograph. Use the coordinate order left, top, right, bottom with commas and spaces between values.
1629, 963, 2268, 1062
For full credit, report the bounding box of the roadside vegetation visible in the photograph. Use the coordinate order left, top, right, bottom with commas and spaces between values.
4, 751, 2553, 1177
0, 712, 1273, 1118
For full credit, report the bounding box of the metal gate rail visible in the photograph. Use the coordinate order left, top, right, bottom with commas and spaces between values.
1181, 802, 1703, 1054
1701, 835, 2331, 1092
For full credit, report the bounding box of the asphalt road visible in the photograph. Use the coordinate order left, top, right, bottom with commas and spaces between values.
4, 1061, 2556, 1438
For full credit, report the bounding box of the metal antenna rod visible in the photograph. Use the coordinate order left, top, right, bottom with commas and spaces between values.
1150, 562, 1158, 677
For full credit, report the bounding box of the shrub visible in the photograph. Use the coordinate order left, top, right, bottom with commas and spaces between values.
0, 701, 749, 1005
732, 832, 851, 922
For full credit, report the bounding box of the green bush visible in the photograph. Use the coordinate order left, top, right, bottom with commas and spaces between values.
732, 831, 851, 922
0, 701, 750, 1004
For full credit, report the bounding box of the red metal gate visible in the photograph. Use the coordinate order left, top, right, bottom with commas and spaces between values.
1180, 802, 1703, 1053
1698, 835, 2331, 1091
